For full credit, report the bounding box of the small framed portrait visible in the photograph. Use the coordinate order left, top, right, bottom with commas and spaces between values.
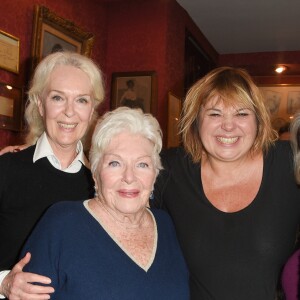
0, 82, 24, 131
0, 30, 20, 74
167, 92, 182, 148
31, 5, 94, 72
111, 71, 157, 115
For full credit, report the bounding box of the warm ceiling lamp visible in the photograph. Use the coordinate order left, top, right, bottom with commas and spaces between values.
275, 65, 287, 73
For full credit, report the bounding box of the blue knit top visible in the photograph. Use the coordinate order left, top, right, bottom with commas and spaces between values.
22, 201, 189, 300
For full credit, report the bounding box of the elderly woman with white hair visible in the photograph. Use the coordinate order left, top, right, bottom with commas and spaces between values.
20, 107, 189, 300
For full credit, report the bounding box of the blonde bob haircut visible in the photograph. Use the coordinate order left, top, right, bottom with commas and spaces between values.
25, 51, 105, 145
89, 107, 163, 177
180, 66, 278, 163
290, 112, 300, 183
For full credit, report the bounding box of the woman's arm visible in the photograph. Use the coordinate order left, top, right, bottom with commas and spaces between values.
0, 149, 53, 299
0, 145, 29, 156
0, 253, 54, 300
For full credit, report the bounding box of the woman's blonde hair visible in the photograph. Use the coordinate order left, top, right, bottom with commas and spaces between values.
180, 66, 278, 162
89, 107, 163, 177
24, 51, 105, 145
290, 113, 300, 183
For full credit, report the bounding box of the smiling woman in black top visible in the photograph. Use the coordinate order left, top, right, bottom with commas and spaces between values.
154, 67, 300, 300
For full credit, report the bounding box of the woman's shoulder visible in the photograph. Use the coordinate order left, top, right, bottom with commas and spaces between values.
33, 201, 85, 233
0, 145, 35, 162
150, 208, 180, 239
28, 201, 86, 242
264, 140, 294, 175
161, 146, 186, 159
47, 200, 84, 214
0, 145, 35, 173
160, 146, 196, 168
150, 207, 174, 225
40, 201, 84, 224
274, 139, 292, 150
267, 140, 292, 159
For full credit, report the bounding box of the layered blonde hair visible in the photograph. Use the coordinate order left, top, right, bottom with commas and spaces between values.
290, 113, 300, 183
180, 66, 278, 162
24, 51, 105, 145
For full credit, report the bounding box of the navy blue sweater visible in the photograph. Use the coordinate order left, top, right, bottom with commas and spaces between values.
22, 201, 189, 299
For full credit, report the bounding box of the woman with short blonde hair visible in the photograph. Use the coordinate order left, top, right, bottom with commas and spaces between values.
154, 66, 300, 299
180, 66, 277, 162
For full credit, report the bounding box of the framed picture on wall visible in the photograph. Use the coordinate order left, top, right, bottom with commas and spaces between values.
111, 71, 157, 115
167, 92, 182, 148
0, 30, 20, 74
184, 31, 216, 93
0, 82, 23, 131
31, 5, 94, 72
259, 84, 300, 130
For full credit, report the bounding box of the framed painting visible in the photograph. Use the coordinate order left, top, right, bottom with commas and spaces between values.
0, 30, 19, 74
0, 82, 24, 131
111, 71, 157, 115
167, 92, 182, 148
31, 5, 94, 72
259, 84, 300, 130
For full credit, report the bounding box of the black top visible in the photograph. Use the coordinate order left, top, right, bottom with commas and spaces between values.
0, 145, 94, 269
154, 141, 300, 300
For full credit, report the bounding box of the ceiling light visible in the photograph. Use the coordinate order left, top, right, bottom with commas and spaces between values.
275, 66, 287, 73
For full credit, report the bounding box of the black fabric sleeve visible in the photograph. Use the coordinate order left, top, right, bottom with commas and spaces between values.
152, 148, 178, 209
0, 154, 12, 205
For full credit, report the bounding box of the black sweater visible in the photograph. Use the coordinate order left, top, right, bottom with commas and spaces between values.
0, 145, 94, 269
154, 141, 300, 300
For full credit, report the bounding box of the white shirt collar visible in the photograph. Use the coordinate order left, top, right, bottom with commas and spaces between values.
33, 132, 90, 173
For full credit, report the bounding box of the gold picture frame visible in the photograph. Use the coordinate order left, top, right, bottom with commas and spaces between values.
167, 92, 182, 148
111, 71, 157, 115
0, 30, 20, 74
0, 82, 24, 131
31, 5, 94, 72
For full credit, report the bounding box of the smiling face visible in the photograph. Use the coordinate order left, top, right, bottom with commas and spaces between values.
38, 65, 94, 153
94, 131, 156, 217
199, 96, 258, 162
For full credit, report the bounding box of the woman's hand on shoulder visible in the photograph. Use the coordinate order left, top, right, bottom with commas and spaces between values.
0, 144, 29, 156
0, 253, 54, 300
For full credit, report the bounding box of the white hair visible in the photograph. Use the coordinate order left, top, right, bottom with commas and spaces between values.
89, 107, 163, 176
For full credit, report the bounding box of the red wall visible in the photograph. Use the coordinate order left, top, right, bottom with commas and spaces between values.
0, 0, 108, 148
0, 0, 215, 148
105, 0, 170, 137
1, 0, 299, 149
104, 0, 217, 144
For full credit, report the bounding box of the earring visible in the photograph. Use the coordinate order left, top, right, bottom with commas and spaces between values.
94, 186, 98, 197
149, 191, 154, 200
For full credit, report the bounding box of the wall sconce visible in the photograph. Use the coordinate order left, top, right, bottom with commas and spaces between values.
275, 65, 287, 74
